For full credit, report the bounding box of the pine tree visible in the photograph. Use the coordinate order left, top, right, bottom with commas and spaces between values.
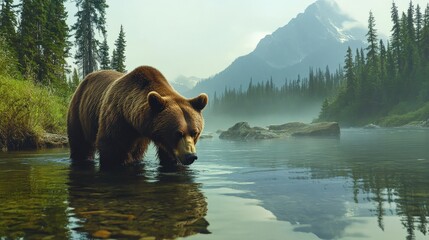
111, 49, 117, 70
344, 47, 356, 101
391, 2, 401, 70
407, 1, 416, 43
421, 4, 429, 61
72, 0, 108, 77
0, 0, 17, 54
416, 4, 423, 43
18, 0, 48, 82
69, 67, 80, 91
379, 39, 387, 82
364, 11, 379, 104
366, 11, 379, 67
99, 35, 110, 69
43, 0, 69, 90
111, 25, 126, 72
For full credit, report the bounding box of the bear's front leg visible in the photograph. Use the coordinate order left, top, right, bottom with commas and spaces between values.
131, 138, 150, 161
157, 147, 178, 167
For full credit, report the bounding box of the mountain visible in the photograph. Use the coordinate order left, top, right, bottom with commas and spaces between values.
170, 75, 201, 94
189, 0, 367, 97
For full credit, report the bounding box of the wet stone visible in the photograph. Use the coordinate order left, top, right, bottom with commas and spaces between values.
92, 230, 112, 239
139, 237, 156, 240
119, 230, 142, 237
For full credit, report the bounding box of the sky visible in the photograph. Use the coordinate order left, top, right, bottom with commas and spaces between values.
66, 0, 428, 82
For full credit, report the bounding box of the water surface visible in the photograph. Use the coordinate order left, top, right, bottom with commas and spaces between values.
0, 128, 428, 239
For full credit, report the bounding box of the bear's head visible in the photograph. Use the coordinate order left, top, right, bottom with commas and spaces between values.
147, 91, 208, 165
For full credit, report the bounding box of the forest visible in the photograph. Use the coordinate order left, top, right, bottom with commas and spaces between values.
211, 1, 429, 127
211, 66, 344, 117
0, 0, 125, 150
318, 2, 429, 126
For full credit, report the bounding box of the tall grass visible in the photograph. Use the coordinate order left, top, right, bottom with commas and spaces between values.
0, 38, 68, 150
0, 76, 67, 150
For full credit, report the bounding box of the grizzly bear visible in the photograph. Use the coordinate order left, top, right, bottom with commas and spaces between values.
67, 66, 208, 169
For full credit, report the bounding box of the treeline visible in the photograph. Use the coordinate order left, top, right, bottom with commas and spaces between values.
0, 0, 128, 149
319, 2, 429, 125
0, 0, 127, 96
211, 66, 344, 116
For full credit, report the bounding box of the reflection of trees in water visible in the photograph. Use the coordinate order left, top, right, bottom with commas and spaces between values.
286, 136, 429, 240
0, 161, 69, 239
68, 165, 209, 239
349, 161, 429, 239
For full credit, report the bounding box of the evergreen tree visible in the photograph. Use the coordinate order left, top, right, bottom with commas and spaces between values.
344, 47, 356, 101
391, 2, 401, 70
385, 41, 397, 101
18, 0, 48, 82
111, 25, 126, 72
319, 3, 429, 126
416, 4, 423, 43
43, 0, 69, 89
407, 1, 416, 43
72, 0, 108, 77
111, 48, 117, 70
99, 35, 110, 69
0, 0, 17, 54
18, 0, 69, 89
421, 4, 429, 61
379, 39, 387, 82
69, 67, 80, 91
366, 11, 379, 66
364, 11, 379, 107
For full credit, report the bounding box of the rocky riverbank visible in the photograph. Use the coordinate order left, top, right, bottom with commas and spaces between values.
219, 122, 340, 140
0, 133, 68, 152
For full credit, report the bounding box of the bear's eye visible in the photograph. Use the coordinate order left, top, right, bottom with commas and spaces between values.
190, 130, 199, 138
175, 131, 184, 139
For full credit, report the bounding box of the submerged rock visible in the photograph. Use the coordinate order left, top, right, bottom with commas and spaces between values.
199, 133, 214, 139
219, 122, 280, 140
401, 121, 429, 128
363, 123, 380, 129
424, 119, 429, 127
92, 230, 112, 239
220, 121, 340, 140
269, 122, 340, 136
39, 133, 69, 148
289, 122, 340, 136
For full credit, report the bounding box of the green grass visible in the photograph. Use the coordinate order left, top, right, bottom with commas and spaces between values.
0, 75, 67, 150
377, 101, 429, 127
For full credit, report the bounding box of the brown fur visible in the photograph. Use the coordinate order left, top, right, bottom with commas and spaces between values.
67, 66, 208, 169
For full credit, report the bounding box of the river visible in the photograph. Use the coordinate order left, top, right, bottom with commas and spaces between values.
0, 128, 428, 240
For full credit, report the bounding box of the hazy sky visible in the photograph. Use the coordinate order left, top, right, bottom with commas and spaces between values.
66, 0, 428, 81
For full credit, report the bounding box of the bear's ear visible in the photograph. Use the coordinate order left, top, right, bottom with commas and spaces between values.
189, 93, 208, 112
148, 91, 166, 112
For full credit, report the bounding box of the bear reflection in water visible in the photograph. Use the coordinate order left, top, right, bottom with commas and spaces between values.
68, 164, 210, 239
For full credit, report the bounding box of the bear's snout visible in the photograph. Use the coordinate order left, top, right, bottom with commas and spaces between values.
181, 153, 198, 165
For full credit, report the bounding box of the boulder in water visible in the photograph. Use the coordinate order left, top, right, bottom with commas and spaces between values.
220, 121, 340, 140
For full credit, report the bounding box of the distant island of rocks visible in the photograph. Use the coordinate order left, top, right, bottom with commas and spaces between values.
218, 122, 340, 140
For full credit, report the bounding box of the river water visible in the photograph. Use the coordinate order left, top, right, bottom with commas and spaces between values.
0, 128, 428, 240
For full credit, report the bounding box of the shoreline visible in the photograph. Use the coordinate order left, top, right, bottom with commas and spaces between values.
1, 133, 68, 152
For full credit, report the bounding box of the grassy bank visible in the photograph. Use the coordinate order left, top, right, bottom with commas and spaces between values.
0, 75, 67, 151
377, 101, 429, 127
